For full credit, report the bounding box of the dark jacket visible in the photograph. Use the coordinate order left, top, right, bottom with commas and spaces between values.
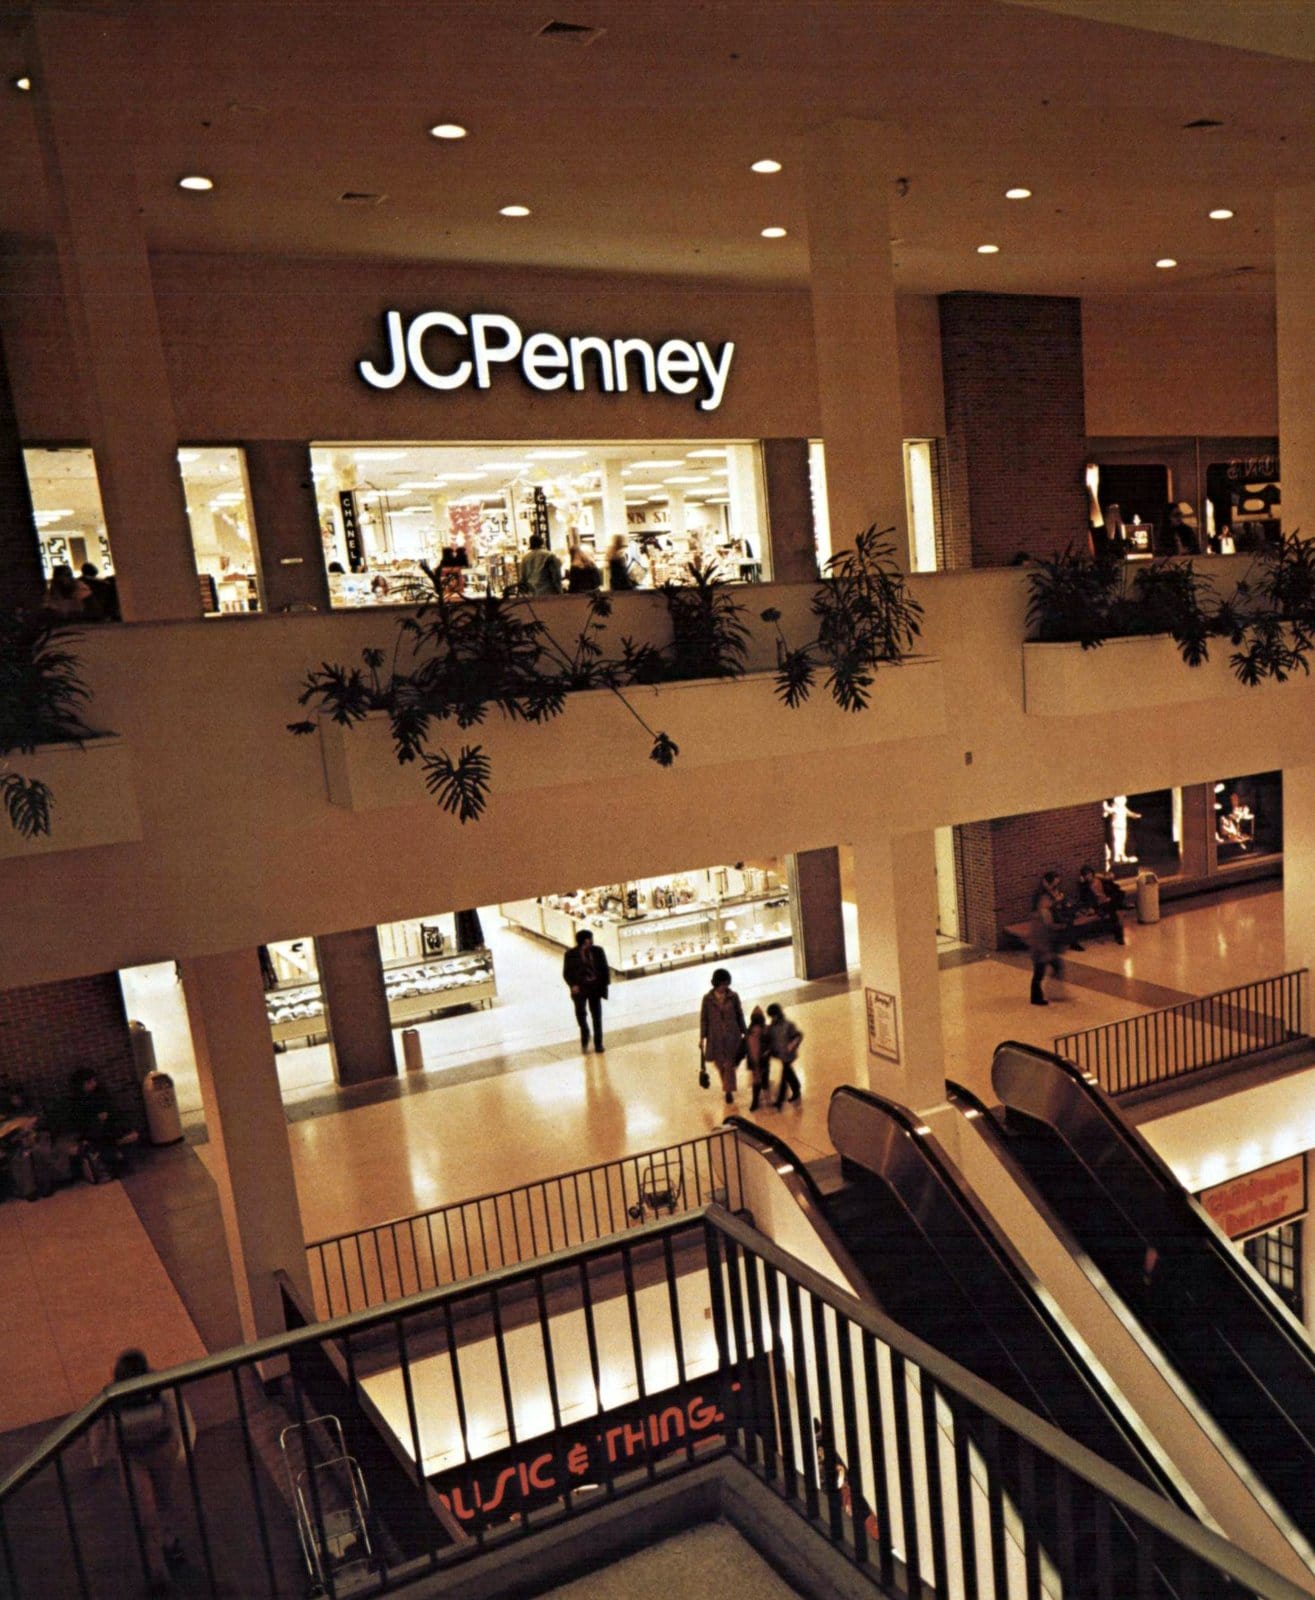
563, 943, 610, 998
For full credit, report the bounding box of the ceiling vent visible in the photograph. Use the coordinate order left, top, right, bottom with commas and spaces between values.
536, 18, 605, 44
1182, 117, 1224, 129
338, 191, 386, 205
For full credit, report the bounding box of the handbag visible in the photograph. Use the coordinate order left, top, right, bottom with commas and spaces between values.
698, 1050, 710, 1090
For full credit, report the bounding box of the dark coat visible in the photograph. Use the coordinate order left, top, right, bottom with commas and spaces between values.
563, 943, 610, 998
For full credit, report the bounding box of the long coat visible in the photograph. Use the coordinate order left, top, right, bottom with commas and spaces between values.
700, 987, 746, 1067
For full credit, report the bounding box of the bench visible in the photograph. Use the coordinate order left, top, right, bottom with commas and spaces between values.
1002, 906, 1125, 951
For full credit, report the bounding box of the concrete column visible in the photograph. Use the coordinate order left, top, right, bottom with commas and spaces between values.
762, 438, 817, 584
788, 847, 847, 980
243, 441, 332, 613
1276, 184, 1315, 542
27, 8, 201, 622
804, 118, 909, 568
0, 329, 46, 609
1283, 763, 1315, 989
1179, 783, 1214, 881
600, 459, 627, 553
851, 830, 945, 1111
316, 927, 397, 1086
181, 949, 310, 1342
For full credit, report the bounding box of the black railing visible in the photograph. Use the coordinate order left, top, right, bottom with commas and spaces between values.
1055, 968, 1308, 1095
2, 1205, 1310, 1600
306, 1127, 743, 1317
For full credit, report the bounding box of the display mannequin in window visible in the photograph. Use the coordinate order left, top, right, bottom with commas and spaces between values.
563, 929, 610, 1052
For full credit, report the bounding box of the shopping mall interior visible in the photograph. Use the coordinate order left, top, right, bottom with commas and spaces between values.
6, 2, 1315, 1597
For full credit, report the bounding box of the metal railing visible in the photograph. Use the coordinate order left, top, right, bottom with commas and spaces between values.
2, 1205, 1309, 1600
1055, 968, 1308, 1096
306, 1127, 742, 1317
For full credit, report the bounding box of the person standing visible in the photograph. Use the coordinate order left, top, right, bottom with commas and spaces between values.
563, 929, 610, 1052
745, 1005, 770, 1112
567, 545, 602, 592
766, 1002, 803, 1107
109, 1348, 195, 1594
1028, 885, 1062, 1006
700, 968, 747, 1105
518, 533, 563, 595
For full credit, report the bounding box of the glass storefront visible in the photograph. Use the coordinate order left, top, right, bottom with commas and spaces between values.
1214, 772, 1282, 862
1105, 791, 1180, 878
22, 446, 116, 614
310, 441, 769, 607
1101, 773, 1283, 881
177, 447, 262, 615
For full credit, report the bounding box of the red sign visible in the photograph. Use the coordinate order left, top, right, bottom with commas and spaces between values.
1199, 1155, 1307, 1241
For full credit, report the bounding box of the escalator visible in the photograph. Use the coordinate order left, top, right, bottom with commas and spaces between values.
985, 1039, 1315, 1556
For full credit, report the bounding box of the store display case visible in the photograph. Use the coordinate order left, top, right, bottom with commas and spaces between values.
266, 982, 328, 1047
383, 948, 497, 1021
501, 864, 791, 977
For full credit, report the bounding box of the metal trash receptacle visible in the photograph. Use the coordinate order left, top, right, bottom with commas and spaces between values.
402, 1028, 424, 1073
1136, 870, 1161, 925
142, 1071, 184, 1146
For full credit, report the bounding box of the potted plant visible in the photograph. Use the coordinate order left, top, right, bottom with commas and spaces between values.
0, 609, 97, 837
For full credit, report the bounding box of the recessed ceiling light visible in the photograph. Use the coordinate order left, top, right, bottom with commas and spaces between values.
527, 448, 587, 460
178, 175, 215, 192
687, 448, 728, 458
13, 76, 31, 92
1005, 187, 1032, 200
977, 243, 1000, 254
1156, 257, 1178, 269
429, 123, 468, 139
1208, 207, 1235, 221
353, 449, 408, 461
628, 459, 685, 469
751, 159, 782, 174
500, 204, 531, 217
761, 226, 787, 239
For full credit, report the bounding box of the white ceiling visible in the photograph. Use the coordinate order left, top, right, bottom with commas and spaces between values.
0, 0, 1310, 300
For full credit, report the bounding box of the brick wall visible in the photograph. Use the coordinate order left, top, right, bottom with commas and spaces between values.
958, 803, 1108, 949
938, 293, 1089, 567
0, 973, 142, 1131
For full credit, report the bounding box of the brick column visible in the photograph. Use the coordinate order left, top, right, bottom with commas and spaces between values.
938, 293, 1088, 567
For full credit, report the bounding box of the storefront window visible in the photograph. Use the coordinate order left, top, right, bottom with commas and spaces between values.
905, 440, 938, 573
1104, 790, 1180, 878
311, 441, 769, 607
1205, 456, 1280, 553
1213, 773, 1282, 862
177, 447, 262, 615
809, 439, 832, 572
22, 446, 117, 616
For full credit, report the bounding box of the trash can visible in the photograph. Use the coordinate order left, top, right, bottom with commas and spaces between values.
128, 1020, 158, 1081
142, 1070, 184, 1146
1136, 870, 1161, 925
402, 1028, 424, 1073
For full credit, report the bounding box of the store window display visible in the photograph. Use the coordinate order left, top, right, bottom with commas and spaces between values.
501, 863, 790, 977
310, 441, 769, 607
22, 446, 116, 595
1214, 773, 1282, 861
176, 447, 263, 615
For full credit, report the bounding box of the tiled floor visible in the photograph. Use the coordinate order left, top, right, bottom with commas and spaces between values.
5, 880, 1287, 1435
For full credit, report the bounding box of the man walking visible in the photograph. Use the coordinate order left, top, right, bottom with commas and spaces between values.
563, 929, 610, 1051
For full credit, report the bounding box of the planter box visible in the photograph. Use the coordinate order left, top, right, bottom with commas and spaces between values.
318, 659, 945, 811
1022, 634, 1280, 718
0, 737, 142, 859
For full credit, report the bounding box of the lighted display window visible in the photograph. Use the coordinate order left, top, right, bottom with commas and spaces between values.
1103, 791, 1180, 878
22, 446, 117, 618
1213, 772, 1282, 861
177, 447, 262, 615
309, 441, 768, 608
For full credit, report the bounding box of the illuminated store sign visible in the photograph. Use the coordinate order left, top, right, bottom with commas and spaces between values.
357, 310, 735, 412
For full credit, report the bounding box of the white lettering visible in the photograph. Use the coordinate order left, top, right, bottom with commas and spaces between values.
358, 310, 409, 389
406, 311, 471, 390
469, 313, 524, 389
656, 339, 700, 396
612, 338, 657, 395
568, 335, 615, 394
522, 332, 570, 391
695, 341, 735, 412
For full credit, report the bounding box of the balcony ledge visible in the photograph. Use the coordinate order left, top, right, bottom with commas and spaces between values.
1021, 634, 1298, 717
0, 737, 142, 859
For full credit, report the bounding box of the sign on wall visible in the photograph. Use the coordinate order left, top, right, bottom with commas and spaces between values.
338, 490, 365, 572
356, 310, 735, 412
1199, 1154, 1307, 1241
865, 988, 900, 1063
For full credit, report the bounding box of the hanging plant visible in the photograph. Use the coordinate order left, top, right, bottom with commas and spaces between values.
0, 610, 97, 837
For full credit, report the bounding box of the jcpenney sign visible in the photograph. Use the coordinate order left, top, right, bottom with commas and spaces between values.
357, 310, 735, 412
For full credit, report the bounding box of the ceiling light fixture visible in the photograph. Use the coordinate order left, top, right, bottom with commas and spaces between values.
500, 204, 531, 217
353, 449, 408, 461
527, 448, 587, 460
429, 123, 468, 139
1005, 187, 1032, 200
1208, 207, 1235, 221
751, 159, 782, 174
977, 243, 1000, 254
178, 175, 215, 192
13, 76, 32, 92
761, 226, 787, 239
1156, 257, 1178, 269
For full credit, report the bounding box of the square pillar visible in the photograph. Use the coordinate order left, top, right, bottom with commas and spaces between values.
762, 438, 818, 584
243, 441, 332, 613
788, 847, 847, 979
0, 330, 46, 609
315, 927, 397, 1087
1284, 763, 1315, 994
851, 831, 945, 1112
1276, 183, 1315, 542
1179, 783, 1215, 881
181, 949, 310, 1342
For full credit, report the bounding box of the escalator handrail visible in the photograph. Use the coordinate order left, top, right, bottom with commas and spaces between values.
993, 1039, 1315, 1362
722, 1114, 832, 1213
830, 1085, 1189, 1503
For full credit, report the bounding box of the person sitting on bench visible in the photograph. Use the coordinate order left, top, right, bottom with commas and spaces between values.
1078, 864, 1127, 945
1037, 871, 1086, 950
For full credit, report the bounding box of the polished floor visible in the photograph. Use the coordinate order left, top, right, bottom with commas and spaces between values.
1, 879, 1287, 1434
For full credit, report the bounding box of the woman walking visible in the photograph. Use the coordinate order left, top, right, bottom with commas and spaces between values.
700, 968, 747, 1105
